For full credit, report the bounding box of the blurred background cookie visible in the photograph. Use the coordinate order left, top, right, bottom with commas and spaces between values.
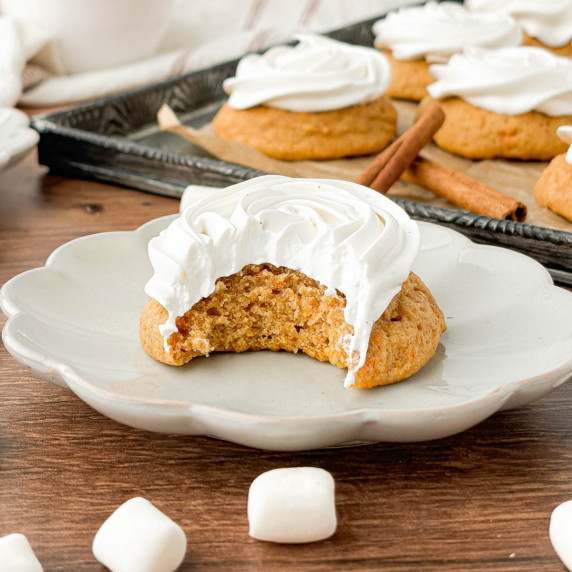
423, 46, 572, 160
213, 34, 396, 160
372, 1, 522, 101
465, 0, 572, 58
534, 125, 572, 221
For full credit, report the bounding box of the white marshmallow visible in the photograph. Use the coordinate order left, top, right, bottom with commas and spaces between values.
248, 467, 337, 543
92, 497, 186, 572
0, 533, 43, 572
550, 500, 572, 571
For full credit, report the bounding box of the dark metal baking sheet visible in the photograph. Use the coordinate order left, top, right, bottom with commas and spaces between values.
31, 9, 572, 286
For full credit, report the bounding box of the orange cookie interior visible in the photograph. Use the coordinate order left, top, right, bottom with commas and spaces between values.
140, 264, 446, 389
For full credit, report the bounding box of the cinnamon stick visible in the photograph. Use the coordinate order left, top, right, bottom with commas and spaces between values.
402, 157, 527, 222
356, 103, 445, 193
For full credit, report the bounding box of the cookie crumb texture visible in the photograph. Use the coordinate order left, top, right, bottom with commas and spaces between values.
213, 95, 396, 161
140, 264, 446, 388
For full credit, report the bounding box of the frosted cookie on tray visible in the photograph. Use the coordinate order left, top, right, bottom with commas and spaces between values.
371, 1, 522, 101
420, 46, 572, 160
534, 126, 572, 221
465, 0, 572, 58
139, 176, 446, 390
212, 34, 396, 161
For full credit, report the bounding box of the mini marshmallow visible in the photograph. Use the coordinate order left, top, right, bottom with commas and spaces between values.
92, 497, 186, 572
0, 533, 43, 572
248, 467, 337, 543
550, 500, 572, 571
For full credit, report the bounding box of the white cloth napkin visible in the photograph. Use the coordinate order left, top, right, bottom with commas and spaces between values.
0, 0, 417, 108
0, 18, 25, 107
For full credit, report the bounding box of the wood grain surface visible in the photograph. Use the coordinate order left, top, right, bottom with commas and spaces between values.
1, 154, 570, 571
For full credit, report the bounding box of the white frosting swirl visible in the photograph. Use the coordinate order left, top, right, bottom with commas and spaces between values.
372, 1, 522, 62
427, 46, 572, 116
144, 175, 420, 388
557, 125, 572, 163
465, 0, 572, 47
222, 34, 391, 112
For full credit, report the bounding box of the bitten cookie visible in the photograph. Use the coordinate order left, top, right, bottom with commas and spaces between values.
140, 176, 446, 390
372, 1, 522, 101
140, 266, 446, 389
425, 47, 572, 160
212, 34, 396, 161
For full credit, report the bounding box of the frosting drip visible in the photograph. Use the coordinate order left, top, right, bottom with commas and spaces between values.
222, 34, 391, 112
557, 125, 572, 163
144, 175, 420, 388
372, 1, 522, 62
427, 46, 572, 116
465, 0, 572, 47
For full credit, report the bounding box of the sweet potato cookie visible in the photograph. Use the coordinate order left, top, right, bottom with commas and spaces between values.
140, 264, 446, 389
522, 32, 572, 59
383, 50, 434, 101
534, 154, 572, 222
212, 95, 397, 161
419, 95, 572, 160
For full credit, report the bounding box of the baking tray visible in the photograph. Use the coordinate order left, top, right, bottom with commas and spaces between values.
31, 8, 572, 287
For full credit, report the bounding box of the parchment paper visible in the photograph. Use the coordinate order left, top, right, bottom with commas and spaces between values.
158, 102, 572, 233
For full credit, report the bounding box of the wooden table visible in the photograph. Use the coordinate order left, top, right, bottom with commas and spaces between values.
1, 152, 570, 571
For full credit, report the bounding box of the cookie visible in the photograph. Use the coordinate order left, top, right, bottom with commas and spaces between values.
464, 0, 572, 58
140, 265, 446, 389
141, 176, 431, 389
213, 95, 397, 161
534, 153, 572, 221
372, 2, 522, 101
522, 32, 572, 58
382, 51, 434, 101
214, 34, 396, 161
419, 95, 572, 160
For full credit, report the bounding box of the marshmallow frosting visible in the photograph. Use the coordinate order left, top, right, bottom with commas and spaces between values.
144, 175, 420, 388
372, 1, 522, 62
557, 125, 572, 163
427, 46, 572, 116
465, 0, 572, 47
222, 34, 392, 112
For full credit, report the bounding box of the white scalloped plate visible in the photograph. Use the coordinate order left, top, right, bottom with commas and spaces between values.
0, 108, 39, 170
2, 217, 572, 450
